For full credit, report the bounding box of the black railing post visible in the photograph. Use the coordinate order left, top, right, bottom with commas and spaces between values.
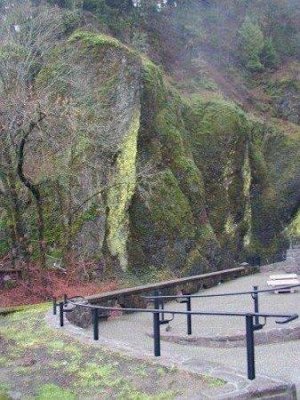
187, 297, 192, 335
92, 308, 99, 341
53, 297, 57, 315
253, 286, 259, 326
158, 290, 165, 322
153, 290, 161, 356
246, 314, 255, 380
154, 289, 165, 321
153, 290, 160, 310
64, 294, 68, 304
59, 302, 64, 327
153, 311, 161, 357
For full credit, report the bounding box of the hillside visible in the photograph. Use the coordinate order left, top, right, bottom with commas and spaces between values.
0, 0, 299, 289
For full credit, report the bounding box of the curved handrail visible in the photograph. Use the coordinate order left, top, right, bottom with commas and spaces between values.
275, 313, 298, 324
55, 297, 298, 380
65, 298, 298, 323
142, 284, 300, 300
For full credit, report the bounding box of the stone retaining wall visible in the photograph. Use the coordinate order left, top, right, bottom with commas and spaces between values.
66, 266, 253, 328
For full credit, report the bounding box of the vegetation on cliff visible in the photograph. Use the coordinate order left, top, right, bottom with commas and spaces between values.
0, 0, 299, 295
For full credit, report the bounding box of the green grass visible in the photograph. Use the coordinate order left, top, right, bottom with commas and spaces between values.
0, 306, 225, 399
0, 383, 10, 400
36, 384, 76, 400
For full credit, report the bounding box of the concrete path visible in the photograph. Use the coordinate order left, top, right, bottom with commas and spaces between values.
82, 272, 300, 393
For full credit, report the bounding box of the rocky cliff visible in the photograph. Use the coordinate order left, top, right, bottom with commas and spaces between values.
0, 1, 299, 278
38, 33, 300, 273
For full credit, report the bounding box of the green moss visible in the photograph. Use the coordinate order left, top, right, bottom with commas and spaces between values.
131, 168, 196, 246
182, 247, 209, 276
36, 60, 69, 95
134, 65, 227, 270
287, 210, 300, 238
243, 146, 252, 198
106, 109, 140, 270
170, 156, 209, 231
98, 73, 120, 103
0, 213, 12, 256
69, 202, 103, 247
36, 384, 76, 400
69, 31, 128, 51
249, 143, 268, 184
190, 98, 248, 142
155, 109, 186, 157
146, 169, 195, 240
154, 102, 207, 218
196, 223, 216, 242
224, 214, 236, 236
248, 139, 284, 260
185, 99, 250, 241
141, 58, 166, 110
242, 146, 252, 248
172, 156, 205, 192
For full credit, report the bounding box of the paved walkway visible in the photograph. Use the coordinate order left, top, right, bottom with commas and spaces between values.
84, 273, 300, 392
48, 271, 300, 397
146, 272, 300, 337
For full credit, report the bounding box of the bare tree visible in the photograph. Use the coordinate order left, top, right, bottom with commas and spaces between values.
0, 2, 66, 266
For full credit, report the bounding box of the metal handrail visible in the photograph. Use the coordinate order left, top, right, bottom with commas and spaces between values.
142, 284, 300, 335
142, 284, 300, 300
66, 299, 296, 321
54, 295, 298, 381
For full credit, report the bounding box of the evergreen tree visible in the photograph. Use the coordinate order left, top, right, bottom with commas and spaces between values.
238, 16, 265, 72
260, 37, 279, 69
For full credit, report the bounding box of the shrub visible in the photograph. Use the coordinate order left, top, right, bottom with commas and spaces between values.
238, 16, 265, 72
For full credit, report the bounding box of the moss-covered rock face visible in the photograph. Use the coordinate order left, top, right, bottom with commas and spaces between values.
185, 99, 252, 259
128, 62, 231, 274
129, 169, 196, 272
288, 211, 300, 238
130, 66, 299, 269
106, 108, 140, 270
259, 121, 300, 253
27, 31, 142, 270
1, 25, 299, 275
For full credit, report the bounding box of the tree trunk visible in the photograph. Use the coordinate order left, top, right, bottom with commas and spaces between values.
17, 118, 47, 268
